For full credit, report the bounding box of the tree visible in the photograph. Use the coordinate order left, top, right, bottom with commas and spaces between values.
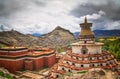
102, 39, 120, 60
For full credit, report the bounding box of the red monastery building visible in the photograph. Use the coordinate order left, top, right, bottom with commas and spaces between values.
0, 47, 56, 73
49, 17, 118, 79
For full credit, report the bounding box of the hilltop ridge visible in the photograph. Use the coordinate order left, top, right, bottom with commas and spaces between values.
0, 26, 75, 48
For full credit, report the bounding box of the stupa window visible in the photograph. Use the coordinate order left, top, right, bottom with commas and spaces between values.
66, 62, 69, 64
68, 69, 71, 72
83, 50, 87, 54
92, 64, 95, 67
76, 57, 79, 60
97, 57, 99, 60
81, 65, 84, 67
100, 63, 103, 66
72, 63, 75, 66
56, 75, 59, 78
81, 46, 88, 54
89, 57, 92, 60
106, 63, 108, 66
62, 68, 64, 70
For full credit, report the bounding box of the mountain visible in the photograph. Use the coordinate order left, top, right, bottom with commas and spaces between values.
74, 32, 79, 39
0, 26, 75, 48
1, 28, 119, 48
40, 26, 75, 48
94, 30, 120, 37
74, 30, 120, 38
46, 26, 74, 39
0, 30, 40, 47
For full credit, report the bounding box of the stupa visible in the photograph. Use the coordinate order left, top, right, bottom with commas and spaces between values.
49, 17, 118, 79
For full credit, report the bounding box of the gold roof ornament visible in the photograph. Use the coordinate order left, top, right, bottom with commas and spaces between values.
79, 17, 94, 36
84, 17, 87, 23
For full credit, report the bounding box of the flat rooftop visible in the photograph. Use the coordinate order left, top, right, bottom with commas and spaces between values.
0, 47, 27, 51
72, 42, 104, 46
29, 49, 55, 56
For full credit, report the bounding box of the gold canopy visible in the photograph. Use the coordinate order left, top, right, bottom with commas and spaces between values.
79, 17, 94, 35
80, 30, 94, 35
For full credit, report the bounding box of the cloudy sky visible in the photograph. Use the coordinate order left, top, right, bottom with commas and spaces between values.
0, 0, 120, 34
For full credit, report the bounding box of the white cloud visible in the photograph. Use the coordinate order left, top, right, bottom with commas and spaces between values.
80, 10, 105, 20
0, 0, 120, 34
105, 21, 120, 30
0, 0, 82, 34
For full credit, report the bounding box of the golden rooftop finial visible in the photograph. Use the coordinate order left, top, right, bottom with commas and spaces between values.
84, 17, 87, 23
79, 17, 94, 35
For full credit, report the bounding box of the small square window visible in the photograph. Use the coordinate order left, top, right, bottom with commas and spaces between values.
81, 65, 84, 67
62, 68, 64, 70
89, 57, 92, 60
100, 63, 103, 66
68, 69, 71, 72
56, 75, 59, 78
76, 57, 79, 60
106, 63, 108, 66
72, 63, 75, 65
66, 62, 69, 64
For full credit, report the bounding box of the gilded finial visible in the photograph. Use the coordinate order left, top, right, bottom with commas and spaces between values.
84, 17, 87, 23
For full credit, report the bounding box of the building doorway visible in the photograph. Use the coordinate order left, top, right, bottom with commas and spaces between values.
81, 46, 88, 54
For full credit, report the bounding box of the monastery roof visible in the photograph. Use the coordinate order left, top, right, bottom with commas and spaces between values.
0, 47, 27, 51
71, 42, 104, 46
28, 49, 54, 56
0, 47, 55, 58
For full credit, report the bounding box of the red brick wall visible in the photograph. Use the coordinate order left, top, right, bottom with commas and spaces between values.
24, 60, 33, 71
45, 54, 56, 67
44, 57, 48, 67
0, 52, 8, 55
33, 57, 44, 70
0, 53, 56, 73
0, 59, 24, 73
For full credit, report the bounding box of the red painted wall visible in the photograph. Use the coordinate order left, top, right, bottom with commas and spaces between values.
45, 54, 56, 67
8, 51, 28, 56
33, 57, 44, 70
0, 59, 24, 73
24, 60, 33, 71
0, 54, 56, 73
0, 51, 28, 56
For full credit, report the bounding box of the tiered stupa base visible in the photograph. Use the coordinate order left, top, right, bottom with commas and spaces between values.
49, 51, 118, 79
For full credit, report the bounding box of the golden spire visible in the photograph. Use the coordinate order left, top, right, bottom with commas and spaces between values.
79, 17, 94, 36
84, 17, 87, 23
